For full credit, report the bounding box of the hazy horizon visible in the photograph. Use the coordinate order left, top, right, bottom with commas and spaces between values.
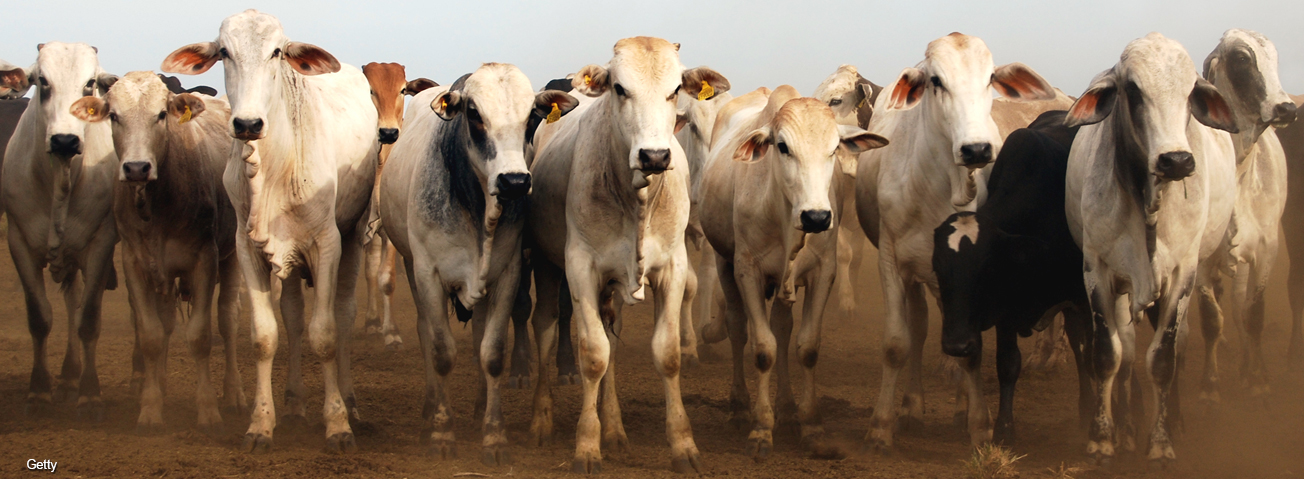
1, 1, 1300, 100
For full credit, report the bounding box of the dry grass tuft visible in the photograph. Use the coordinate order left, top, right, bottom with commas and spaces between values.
963, 443, 1025, 479
1043, 462, 1083, 479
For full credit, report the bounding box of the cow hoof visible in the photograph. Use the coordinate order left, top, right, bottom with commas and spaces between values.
325, 432, 357, 454
557, 373, 580, 386
748, 438, 772, 463
129, 376, 144, 398
53, 384, 79, 404
993, 423, 1015, 445
680, 353, 700, 372
670, 449, 703, 474
24, 394, 53, 417
383, 335, 404, 351
223, 401, 249, 417
242, 433, 273, 454
506, 375, 531, 390
603, 432, 630, 455
280, 414, 309, 432
482, 445, 512, 466
1148, 457, 1174, 472
1088, 453, 1112, 472
865, 428, 894, 456
572, 454, 602, 474
76, 398, 106, 423
898, 415, 924, 433
364, 318, 382, 336
427, 440, 457, 460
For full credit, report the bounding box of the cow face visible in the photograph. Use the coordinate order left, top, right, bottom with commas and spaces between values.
0, 59, 31, 100
429, 63, 579, 200
1066, 33, 1237, 183
572, 37, 730, 176
363, 62, 437, 145
674, 90, 729, 180
813, 64, 877, 131
161, 9, 341, 141
29, 42, 116, 160
886, 33, 1054, 206
733, 92, 888, 233
70, 71, 212, 182
1204, 29, 1296, 133
933, 212, 1045, 357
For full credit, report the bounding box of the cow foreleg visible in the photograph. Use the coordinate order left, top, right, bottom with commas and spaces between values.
771, 296, 797, 435
697, 240, 728, 346
409, 257, 458, 459
123, 251, 166, 433
379, 237, 402, 349
678, 258, 700, 370
529, 260, 563, 446
57, 272, 84, 405
901, 283, 929, 432
363, 233, 383, 336
716, 257, 752, 431
235, 222, 279, 454
650, 251, 703, 474
279, 273, 308, 426
479, 262, 520, 466
795, 266, 835, 451
507, 249, 534, 389
306, 235, 354, 454
73, 229, 115, 423
993, 327, 1020, 444
867, 252, 910, 452
1063, 306, 1096, 432
217, 254, 246, 415
1238, 258, 1271, 403
566, 255, 610, 474
1084, 262, 1122, 468
333, 237, 365, 425
9, 230, 56, 414
735, 260, 777, 462
1196, 263, 1225, 405
185, 248, 222, 434
1144, 274, 1193, 469
1113, 305, 1139, 454
556, 280, 579, 385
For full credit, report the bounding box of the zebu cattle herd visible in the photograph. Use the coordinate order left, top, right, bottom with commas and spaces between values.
2, 9, 1302, 474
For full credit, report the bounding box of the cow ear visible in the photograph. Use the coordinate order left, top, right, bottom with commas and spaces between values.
1190, 77, 1239, 133
992, 62, 1056, 101
70, 96, 109, 122
284, 42, 341, 76
682, 66, 730, 101
430, 90, 463, 120
856, 83, 878, 129
886, 67, 927, 111
96, 73, 118, 96
1065, 69, 1117, 128
162, 42, 221, 75
838, 124, 889, 154
573, 64, 609, 97
1202, 48, 1219, 84
732, 127, 771, 163
675, 107, 690, 135
403, 78, 438, 96
168, 93, 207, 124
0, 65, 30, 99
535, 90, 580, 121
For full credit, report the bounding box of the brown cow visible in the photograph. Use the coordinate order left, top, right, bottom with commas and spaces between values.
360, 62, 436, 350
1282, 94, 1304, 368
72, 71, 245, 432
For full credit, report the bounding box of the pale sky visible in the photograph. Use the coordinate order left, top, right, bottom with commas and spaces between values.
1, 1, 1300, 99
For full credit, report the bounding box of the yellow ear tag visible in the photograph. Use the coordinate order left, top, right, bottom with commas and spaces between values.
546, 102, 561, 124
857, 97, 866, 109
88, 106, 95, 116
697, 80, 714, 101
584, 74, 592, 87
178, 105, 193, 124
441, 99, 448, 111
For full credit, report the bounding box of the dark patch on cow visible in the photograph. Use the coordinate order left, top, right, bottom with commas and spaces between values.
543, 78, 574, 93
452, 295, 473, 323
0, 98, 29, 154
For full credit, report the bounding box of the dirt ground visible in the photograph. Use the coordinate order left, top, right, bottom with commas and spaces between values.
0, 232, 1302, 479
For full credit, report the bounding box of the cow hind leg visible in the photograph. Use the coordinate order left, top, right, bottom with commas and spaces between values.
379, 238, 402, 350
598, 297, 628, 455
74, 235, 116, 423
795, 270, 835, 454
556, 280, 579, 385
716, 258, 752, 431
408, 259, 458, 459
56, 273, 84, 405
508, 252, 534, 389
678, 260, 700, 370
1063, 307, 1096, 432
650, 258, 703, 473
363, 234, 383, 336
279, 274, 309, 427
529, 260, 563, 446
186, 251, 222, 434
1196, 265, 1225, 405
771, 298, 797, 435
993, 327, 1020, 444
217, 256, 246, 415
1288, 228, 1304, 370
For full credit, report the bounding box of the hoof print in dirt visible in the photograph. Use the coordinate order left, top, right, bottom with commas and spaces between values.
325, 432, 357, 454
242, 433, 273, 454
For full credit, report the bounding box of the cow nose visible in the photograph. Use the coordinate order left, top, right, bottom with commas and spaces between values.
49, 134, 82, 157
798, 210, 832, 233
378, 128, 400, 145
122, 161, 152, 182
1273, 102, 1298, 125
637, 148, 672, 172
959, 143, 992, 167
232, 118, 264, 138
496, 173, 532, 199
942, 337, 980, 357
1156, 151, 1196, 180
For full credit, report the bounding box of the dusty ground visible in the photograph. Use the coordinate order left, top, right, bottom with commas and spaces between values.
0, 233, 1301, 479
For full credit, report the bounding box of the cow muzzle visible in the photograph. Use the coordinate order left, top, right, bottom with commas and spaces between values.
122, 162, 153, 182
378, 128, 399, 145
232, 117, 265, 140
1271, 102, 1297, 128
48, 134, 82, 158
959, 142, 993, 167
942, 336, 980, 358
637, 148, 672, 173
798, 209, 832, 233
1155, 151, 1195, 181
495, 172, 532, 199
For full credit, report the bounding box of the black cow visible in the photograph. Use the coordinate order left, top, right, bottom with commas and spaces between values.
933, 110, 1093, 443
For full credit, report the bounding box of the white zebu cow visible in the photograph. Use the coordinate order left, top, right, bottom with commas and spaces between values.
1064, 32, 1238, 467
162, 9, 380, 453
379, 63, 578, 464
855, 33, 1055, 450
71, 71, 245, 433
701, 85, 886, 460
1194, 29, 1296, 405
2, 43, 120, 420
526, 37, 728, 474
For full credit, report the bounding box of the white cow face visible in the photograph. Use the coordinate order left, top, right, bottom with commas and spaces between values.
29, 42, 116, 159
733, 93, 888, 232
161, 9, 341, 141
813, 64, 876, 129
1204, 29, 1296, 131
70, 71, 211, 182
572, 37, 730, 176
430, 63, 579, 199
885, 33, 1054, 205
1067, 33, 1238, 182
0, 59, 30, 100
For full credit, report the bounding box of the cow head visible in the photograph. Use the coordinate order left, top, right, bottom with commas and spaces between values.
732, 89, 888, 233
1066, 33, 1237, 185
1204, 29, 1296, 138
0, 59, 31, 100
887, 33, 1054, 206
70, 71, 218, 183
813, 64, 879, 131
162, 9, 341, 141
363, 62, 437, 145
25, 42, 117, 160
933, 212, 1046, 357
572, 37, 730, 179
429, 63, 578, 200
674, 89, 731, 187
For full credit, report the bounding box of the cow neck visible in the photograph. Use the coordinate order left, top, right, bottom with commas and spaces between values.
1107, 107, 1160, 261
1228, 114, 1270, 173
29, 100, 89, 271
911, 102, 974, 211
439, 112, 508, 305
755, 149, 805, 303
597, 93, 657, 302
257, 67, 317, 204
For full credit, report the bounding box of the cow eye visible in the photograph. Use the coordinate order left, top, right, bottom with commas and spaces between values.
38, 76, 49, 87
271, 48, 281, 59
614, 84, 627, 98
667, 90, 678, 102
829, 98, 843, 106
219, 48, 229, 59
465, 103, 483, 125
776, 142, 789, 155
158, 111, 167, 121
109, 112, 118, 123
85, 79, 96, 89
930, 76, 943, 89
